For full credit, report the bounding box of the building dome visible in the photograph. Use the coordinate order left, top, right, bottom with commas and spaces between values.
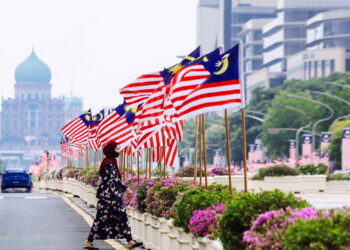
15, 50, 52, 83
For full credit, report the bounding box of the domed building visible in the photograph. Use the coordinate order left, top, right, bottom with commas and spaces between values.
0, 50, 83, 151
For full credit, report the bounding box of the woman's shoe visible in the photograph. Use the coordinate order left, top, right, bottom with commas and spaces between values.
83, 240, 95, 249
128, 241, 143, 249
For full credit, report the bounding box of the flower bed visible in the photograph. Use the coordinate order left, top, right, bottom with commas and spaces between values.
35, 170, 345, 250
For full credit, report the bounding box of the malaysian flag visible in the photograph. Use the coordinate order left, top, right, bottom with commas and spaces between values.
162, 48, 220, 122
96, 103, 142, 150
179, 44, 242, 119
151, 139, 178, 167
119, 72, 164, 107
138, 47, 201, 122
88, 110, 105, 152
61, 110, 92, 144
60, 137, 86, 160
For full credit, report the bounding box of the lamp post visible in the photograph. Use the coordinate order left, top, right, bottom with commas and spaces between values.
295, 123, 312, 165
325, 81, 350, 90
287, 95, 334, 153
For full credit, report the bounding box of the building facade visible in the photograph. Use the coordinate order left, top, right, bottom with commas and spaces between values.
0, 50, 83, 151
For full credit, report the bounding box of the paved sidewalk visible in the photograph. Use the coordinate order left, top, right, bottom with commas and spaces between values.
63, 192, 144, 250
298, 192, 350, 209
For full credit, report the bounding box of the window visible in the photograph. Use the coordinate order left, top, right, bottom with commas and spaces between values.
346, 59, 350, 72
285, 26, 306, 39
330, 60, 335, 73
253, 30, 262, 41
284, 10, 321, 22
26, 103, 39, 128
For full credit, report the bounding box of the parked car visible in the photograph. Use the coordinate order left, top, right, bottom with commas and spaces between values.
1, 167, 32, 192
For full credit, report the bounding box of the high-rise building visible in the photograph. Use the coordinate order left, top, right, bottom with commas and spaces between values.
286, 8, 350, 80
0, 50, 83, 151
245, 0, 350, 100
197, 0, 220, 54
230, 0, 278, 46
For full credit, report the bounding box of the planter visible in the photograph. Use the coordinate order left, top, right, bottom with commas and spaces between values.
301, 175, 326, 192
167, 219, 180, 250
134, 210, 145, 242
326, 181, 350, 193
197, 238, 223, 250
143, 213, 153, 249
265, 176, 302, 193
150, 215, 161, 250
177, 228, 192, 250
159, 218, 170, 250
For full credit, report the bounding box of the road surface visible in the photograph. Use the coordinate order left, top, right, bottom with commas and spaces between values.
0, 191, 121, 250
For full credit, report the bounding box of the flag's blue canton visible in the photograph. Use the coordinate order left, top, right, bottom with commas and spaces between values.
188, 48, 221, 67
90, 109, 105, 127
115, 101, 128, 116
160, 46, 201, 85
202, 44, 240, 84
125, 104, 142, 124
79, 109, 92, 127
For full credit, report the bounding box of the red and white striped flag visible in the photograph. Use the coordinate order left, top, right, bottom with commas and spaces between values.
119, 72, 164, 107
61, 110, 91, 144
180, 45, 242, 119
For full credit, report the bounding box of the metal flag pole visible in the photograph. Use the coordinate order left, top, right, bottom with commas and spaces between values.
199, 115, 203, 186
85, 148, 89, 168
239, 41, 248, 192
163, 137, 167, 178
201, 114, 208, 189
224, 109, 233, 198
148, 148, 152, 178
193, 116, 199, 184
93, 151, 98, 169
241, 108, 248, 192
137, 153, 140, 182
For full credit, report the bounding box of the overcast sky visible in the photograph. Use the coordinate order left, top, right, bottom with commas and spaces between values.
0, 0, 198, 113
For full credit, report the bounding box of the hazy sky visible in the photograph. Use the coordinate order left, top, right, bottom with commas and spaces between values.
0, 0, 198, 113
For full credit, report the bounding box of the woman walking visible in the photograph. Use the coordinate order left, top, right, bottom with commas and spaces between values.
84, 141, 142, 249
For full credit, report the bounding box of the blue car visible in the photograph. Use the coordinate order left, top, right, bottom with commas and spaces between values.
1, 168, 32, 192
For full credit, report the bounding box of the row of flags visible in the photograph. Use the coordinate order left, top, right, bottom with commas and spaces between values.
60, 44, 243, 167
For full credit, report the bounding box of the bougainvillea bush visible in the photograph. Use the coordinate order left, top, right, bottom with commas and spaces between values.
189, 203, 225, 239
136, 179, 157, 213
209, 166, 229, 176
172, 184, 231, 232
145, 178, 192, 218
219, 190, 310, 249
122, 176, 144, 208
282, 208, 350, 249
243, 207, 326, 249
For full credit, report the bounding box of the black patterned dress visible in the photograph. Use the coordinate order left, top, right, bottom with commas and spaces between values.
87, 163, 132, 242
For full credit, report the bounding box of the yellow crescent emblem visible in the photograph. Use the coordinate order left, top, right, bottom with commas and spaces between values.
97, 112, 104, 121
185, 56, 195, 61
85, 115, 91, 121
131, 107, 138, 114
125, 105, 131, 111
214, 54, 230, 75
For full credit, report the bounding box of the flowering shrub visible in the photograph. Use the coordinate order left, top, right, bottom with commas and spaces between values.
123, 176, 142, 208
175, 166, 201, 177
209, 166, 229, 176
172, 184, 231, 232
189, 203, 225, 239
136, 179, 157, 213
145, 178, 191, 218
243, 207, 324, 249
254, 164, 300, 180
283, 208, 350, 249
219, 190, 310, 249
298, 163, 328, 175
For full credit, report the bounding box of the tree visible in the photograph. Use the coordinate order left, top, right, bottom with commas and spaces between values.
328, 119, 350, 169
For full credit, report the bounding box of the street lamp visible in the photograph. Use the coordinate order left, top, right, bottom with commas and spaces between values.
287, 95, 334, 153
325, 81, 350, 90
295, 122, 312, 165
245, 115, 264, 123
